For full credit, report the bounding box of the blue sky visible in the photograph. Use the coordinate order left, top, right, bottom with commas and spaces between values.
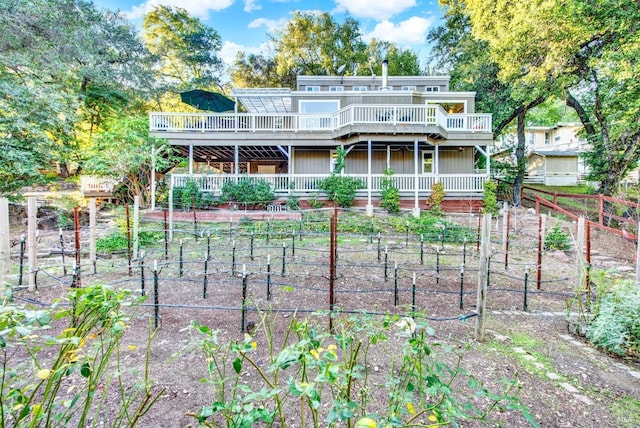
94, 0, 444, 69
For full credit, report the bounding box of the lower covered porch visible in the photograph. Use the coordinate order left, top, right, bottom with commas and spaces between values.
170, 140, 490, 216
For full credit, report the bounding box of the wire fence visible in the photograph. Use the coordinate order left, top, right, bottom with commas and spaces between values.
7, 205, 622, 334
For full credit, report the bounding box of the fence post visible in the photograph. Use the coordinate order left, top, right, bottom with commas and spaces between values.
89, 198, 97, 274
73, 207, 81, 288
475, 213, 492, 342
126, 204, 132, 276
576, 217, 585, 291
27, 196, 37, 292
133, 195, 140, 260
502, 203, 509, 270
0, 198, 9, 293
241, 264, 247, 333
153, 260, 159, 329
635, 221, 640, 289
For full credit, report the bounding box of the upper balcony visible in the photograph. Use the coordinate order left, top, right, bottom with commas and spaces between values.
149, 104, 492, 143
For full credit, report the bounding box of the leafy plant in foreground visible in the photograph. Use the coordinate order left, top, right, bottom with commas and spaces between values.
181, 311, 537, 427
0, 285, 163, 427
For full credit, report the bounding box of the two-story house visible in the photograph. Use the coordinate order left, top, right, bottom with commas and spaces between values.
150, 62, 494, 216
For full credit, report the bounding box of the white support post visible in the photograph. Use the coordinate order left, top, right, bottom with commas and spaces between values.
168, 176, 174, 241
386, 145, 391, 170
366, 139, 373, 216
188, 144, 194, 175
475, 213, 492, 342
133, 195, 140, 260
89, 198, 97, 271
27, 197, 37, 292
502, 203, 509, 256
0, 198, 9, 292
413, 140, 420, 218
234, 145, 239, 176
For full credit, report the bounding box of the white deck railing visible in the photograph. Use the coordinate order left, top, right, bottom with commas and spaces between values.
171, 173, 487, 195
150, 104, 491, 134
80, 176, 117, 194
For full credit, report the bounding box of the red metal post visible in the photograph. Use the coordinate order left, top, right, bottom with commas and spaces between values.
586, 220, 591, 304
537, 215, 542, 290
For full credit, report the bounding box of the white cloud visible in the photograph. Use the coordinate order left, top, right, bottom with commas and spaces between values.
244, 0, 261, 12
126, 0, 234, 20
220, 40, 272, 66
364, 16, 433, 45
333, 0, 416, 20
248, 17, 288, 33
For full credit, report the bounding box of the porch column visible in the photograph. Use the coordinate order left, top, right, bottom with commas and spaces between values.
386, 145, 391, 170
234, 145, 239, 176
366, 139, 373, 216
434, 144, 440, 183
188, 143, 194, 175
413, 140, 420, 218
288, 144, 292, 195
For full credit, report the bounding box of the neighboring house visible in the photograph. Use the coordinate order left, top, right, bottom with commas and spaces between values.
526, 151, 580, 186
494, 122, 588, 186
149, 62, 494, 216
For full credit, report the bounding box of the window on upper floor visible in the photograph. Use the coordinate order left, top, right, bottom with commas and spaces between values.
424, 86, 440, 92
306, 86, 320, 91
329, 86, 344, 92
544, 132, 551, 145
401, 85, 417, 91
352, 86, 368, 91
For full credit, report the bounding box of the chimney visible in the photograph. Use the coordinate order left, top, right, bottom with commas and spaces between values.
381, 59, 388, 90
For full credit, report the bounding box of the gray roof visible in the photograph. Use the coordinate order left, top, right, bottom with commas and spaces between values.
529, 150, 580, 157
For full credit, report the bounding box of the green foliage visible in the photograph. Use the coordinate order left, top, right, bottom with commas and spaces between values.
173, 179, 204, 210
142, 5, 223, 91
181, 313, 535, 427
220, 177, 276, 209
319, 147, 363, 208
0, 0, 152, 196
544, 223, 570, 251
482, 180, 500, 216
0, 285, 162, 426
379, 169, 400, 214
85, 116, 177, 206
426, 182, 446, 216
585, 278, 640, 356
320, 175, 364, 208
307, 193, 324, 209
96, 230, 164, 253
286, 193, 301, 211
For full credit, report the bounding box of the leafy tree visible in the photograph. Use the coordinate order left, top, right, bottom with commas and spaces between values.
83, 116, 177, 206
462, 0, 640, 196
142, 5, 224, 109
0, 0, 152, 195
362, 39, 422, 76
272, 11, 368, 79
427, 0, 546, 206
230, 52, 292, 89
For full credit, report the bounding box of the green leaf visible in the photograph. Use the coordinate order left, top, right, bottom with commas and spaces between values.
233, 357, 242, 374
80, 362, 92, 378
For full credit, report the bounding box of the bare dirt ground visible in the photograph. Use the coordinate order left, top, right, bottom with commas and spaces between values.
6, 205, 640, 427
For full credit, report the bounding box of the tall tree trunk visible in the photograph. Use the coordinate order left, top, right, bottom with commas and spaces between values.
511, 110, 527, 206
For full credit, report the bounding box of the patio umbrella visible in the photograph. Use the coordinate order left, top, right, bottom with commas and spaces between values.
180, 89, 235, 112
